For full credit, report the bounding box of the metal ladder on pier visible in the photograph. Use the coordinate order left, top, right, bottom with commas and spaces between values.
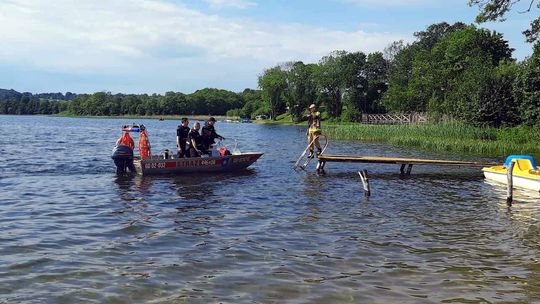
293, 134, 329, 173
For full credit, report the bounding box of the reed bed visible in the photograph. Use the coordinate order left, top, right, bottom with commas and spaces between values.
324, 123, 540, 157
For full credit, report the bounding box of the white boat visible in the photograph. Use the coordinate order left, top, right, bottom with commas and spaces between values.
483, 155, 540, 192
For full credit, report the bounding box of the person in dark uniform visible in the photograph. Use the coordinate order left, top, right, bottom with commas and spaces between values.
112, 131, 136, 174
176, 117, 190, 158
201, 117, 224, 151
188, 122, 206, 157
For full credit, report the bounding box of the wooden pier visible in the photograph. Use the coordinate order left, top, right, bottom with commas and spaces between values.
316, 154, 498, 175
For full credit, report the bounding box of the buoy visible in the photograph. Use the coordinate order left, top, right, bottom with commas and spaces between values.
139, 130, 152, 160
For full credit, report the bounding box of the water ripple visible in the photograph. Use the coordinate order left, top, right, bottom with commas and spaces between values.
1, 115, 540, 303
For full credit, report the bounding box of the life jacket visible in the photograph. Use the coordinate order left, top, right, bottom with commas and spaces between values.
219, 147, 231, 156
118, 131, 135, 150
139, 130, 152, 160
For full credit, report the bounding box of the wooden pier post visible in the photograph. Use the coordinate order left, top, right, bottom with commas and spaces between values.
358, 170, 371, 197
406, 164, 413, 175
507, 161, 515, 205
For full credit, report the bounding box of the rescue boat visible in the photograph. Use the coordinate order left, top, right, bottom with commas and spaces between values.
483, 155, 540, 192
134, 153, 263, 175
117, 124, 263, 175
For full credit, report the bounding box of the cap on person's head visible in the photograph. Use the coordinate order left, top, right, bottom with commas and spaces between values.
309, 104, 316, 109
208, 117, 216, 122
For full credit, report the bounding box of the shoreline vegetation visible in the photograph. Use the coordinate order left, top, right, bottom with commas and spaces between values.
324, 123, 540, 158
254, 114, 540, 158
48, 112, 540, 158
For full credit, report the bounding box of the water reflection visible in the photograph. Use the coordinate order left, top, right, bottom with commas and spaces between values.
114, 170, 257, 200
303, 173, 327, 200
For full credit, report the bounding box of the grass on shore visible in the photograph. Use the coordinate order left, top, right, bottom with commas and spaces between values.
256, 114, 540, 157
324, 123, 540, 158
55, 112, 539, 157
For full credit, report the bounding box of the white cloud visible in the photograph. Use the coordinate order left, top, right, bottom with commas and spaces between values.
0, 0, 406, 92
204, 0, 257, 9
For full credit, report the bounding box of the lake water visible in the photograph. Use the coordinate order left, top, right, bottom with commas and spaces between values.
1, 115, 540, 303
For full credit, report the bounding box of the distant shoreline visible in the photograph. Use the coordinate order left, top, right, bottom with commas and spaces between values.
51, 113, 235, 121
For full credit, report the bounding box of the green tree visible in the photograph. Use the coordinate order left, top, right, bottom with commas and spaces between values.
339, 51, 367, 120
475, 62, 520, 127
239, 89, 266, 118
365, 52, 388, 113
515, 43, 540, 125
384, 24, 514, 121
414, 22, 467, 50
382, 44, 417, 112
283, 61, 318, 121
258, 66, 287, 120
382, 22, 467, 113
469, 0, 540, 42
316, 50, 348, 118
419, 26, 514, 124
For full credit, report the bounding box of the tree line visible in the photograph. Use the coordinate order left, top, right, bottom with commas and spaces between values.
2, 1, 538, 127
0, 88, 262, 117
66, 89, 246, 116
254, 22, 540, 127
0, 89, 72, 115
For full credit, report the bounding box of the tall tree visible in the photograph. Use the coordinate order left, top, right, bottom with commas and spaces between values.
239, 89, 265, 118
316, 50, 348, 118
258, 66, 287, 120
515, 43, 540, 125
469, 0, 540, 42
283, 61, 318, 121
414, 22, 467, 50
365, 52, 388, 113
383, 22, 468, 113
412, 25, 515, 124
340, 51, 368, 119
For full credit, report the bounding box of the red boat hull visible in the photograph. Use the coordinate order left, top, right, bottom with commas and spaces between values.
134, 153, 263, 175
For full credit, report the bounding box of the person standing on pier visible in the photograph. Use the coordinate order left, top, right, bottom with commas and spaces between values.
176, 117, 190, 158
303, 104, 322, 158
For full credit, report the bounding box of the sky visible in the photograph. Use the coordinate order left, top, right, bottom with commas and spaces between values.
0, 0, 535, 94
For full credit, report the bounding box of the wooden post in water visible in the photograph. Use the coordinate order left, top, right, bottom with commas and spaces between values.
406, 164, 413, 175
507, 161, 515, 205
400, 164, 406, 175
358, 170, 371, 197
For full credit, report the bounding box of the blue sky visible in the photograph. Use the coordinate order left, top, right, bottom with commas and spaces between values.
0, 0, 534, 94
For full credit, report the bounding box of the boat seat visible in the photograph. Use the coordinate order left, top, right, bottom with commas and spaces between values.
504, 155, 538, 171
